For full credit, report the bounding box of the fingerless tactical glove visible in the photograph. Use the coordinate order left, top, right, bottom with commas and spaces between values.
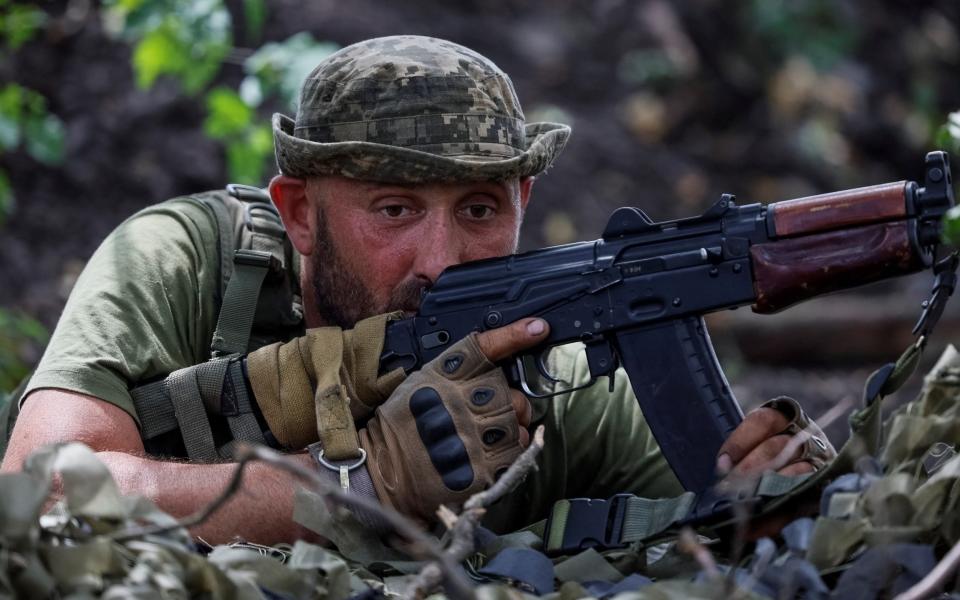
245, 313, 406, 450
360, 333, 525, 524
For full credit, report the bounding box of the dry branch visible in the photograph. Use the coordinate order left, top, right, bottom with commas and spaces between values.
894, 538, 960, 600
407, 425, 546, 599
108, 444, 475, 600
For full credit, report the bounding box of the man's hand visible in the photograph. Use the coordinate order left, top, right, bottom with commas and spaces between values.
714, 397, 836, 539
716, 396, 835, 480
360, 317, 549, 524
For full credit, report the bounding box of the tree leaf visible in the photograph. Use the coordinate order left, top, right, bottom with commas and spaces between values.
23, 113, 65, 165
0, 169, 14, 226
3, 4, 47, 50
0, 111, 19, 150
238, 75, 263, 107
131, 25, 189, 89
0, 82, 23, 118
204, 87, 253, 139
245, 33, 338, 108
243, 0, 265, 42
225, 123, 272, 184
942, 206, 960, 246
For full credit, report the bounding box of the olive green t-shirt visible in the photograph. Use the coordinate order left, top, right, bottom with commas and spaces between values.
24, 195, 682, 532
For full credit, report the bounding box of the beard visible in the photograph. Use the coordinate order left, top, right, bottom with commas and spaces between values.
310, 213, 430, 329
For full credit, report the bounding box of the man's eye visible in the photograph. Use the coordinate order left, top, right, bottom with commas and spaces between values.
381, 205, 410, 218
463, 205, 495, 220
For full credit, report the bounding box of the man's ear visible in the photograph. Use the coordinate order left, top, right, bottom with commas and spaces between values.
269, 175, 314, 255
519, 176, 535, 213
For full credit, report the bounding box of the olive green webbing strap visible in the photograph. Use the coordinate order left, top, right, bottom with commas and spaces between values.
533, 340, 923, 556
757, 337, 925, 518
210, 252, 273, 357
538, 471, 815, 555
535, 254, 957, 555
167, 365, 220, 462
205, 189, 287, 358
131, 358, 266, 460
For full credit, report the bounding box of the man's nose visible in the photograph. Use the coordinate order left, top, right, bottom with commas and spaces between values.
412, 217, 465, 283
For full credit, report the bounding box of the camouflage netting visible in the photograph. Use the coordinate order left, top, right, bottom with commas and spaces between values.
4, 347, 960, 599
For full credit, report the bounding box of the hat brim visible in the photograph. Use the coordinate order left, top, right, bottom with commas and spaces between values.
272, 114, 571, 183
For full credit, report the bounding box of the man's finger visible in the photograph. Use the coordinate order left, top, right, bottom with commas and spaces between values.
777, 461, 815, 477
728, 433, 796, 477
510, 390, 532, 428
475, 318, 550, 363
518, 426, 530, 448
716, 407, 791, 474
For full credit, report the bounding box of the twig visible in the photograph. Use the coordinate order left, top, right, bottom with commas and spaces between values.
108, 444, 475, 600
768, 393, 858, 473
407, 426, 546, 599
677, 527, 720, 580
464, 425, 546, 512
718, 393, 859, 595
894, 538, 960, 600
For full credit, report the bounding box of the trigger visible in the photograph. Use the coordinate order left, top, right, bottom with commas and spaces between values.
536, 350, 566, 384
584, 340, 618, 391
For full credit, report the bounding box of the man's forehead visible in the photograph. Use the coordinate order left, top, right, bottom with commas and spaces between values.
312, 176, 519, 195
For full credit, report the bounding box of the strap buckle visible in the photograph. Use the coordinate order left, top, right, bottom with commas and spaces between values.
913, 251, 960, 338
544, 494, 631, 556
234, 249, 280, 272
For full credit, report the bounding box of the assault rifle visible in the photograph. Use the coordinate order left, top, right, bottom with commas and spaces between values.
380, 151, 956, 493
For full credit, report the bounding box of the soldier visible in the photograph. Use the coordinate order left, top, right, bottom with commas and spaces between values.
1, 36, 832, 544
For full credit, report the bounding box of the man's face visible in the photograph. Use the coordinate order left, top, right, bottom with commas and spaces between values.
305, 176, 531, 328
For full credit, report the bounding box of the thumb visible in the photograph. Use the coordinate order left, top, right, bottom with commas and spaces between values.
475, 318, 550, 362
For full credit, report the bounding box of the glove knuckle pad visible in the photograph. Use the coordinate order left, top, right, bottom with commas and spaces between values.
409, 386, 475, 491
434, 334, 494, 380
471, 386, 496, 407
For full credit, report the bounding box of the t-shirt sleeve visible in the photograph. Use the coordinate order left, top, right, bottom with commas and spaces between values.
23, 198, 221, 423
553, 344, 684, 500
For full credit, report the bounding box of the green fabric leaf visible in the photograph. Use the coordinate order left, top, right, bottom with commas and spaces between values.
291, 488, 408, 565
42, 537, 128, 592
0, 472, 49, 542
554, 548, 624, 583
287, 541, 353, 600
51, 443, 127, 520
208, 546, 317, 598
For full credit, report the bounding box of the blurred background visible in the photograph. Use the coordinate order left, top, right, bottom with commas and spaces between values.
2, 0, 959, 444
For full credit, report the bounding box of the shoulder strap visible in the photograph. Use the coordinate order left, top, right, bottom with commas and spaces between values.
203, 184, 290, 357
131, 185, 301, 460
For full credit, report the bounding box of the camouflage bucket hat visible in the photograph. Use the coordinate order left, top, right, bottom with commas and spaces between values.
273, 35, 571, 183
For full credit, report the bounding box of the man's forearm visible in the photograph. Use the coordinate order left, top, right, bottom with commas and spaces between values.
96, 450, 322, 545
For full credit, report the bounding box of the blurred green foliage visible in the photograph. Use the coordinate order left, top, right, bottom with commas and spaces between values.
242, 32, 340, 111
0, 0, 46, 50
102, 0, 336, 185
0, 308, 47, 394
0, 0, 65, 226
940, 111, 960, 246
103, 0, 231, 94
746, 0, 861, 70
